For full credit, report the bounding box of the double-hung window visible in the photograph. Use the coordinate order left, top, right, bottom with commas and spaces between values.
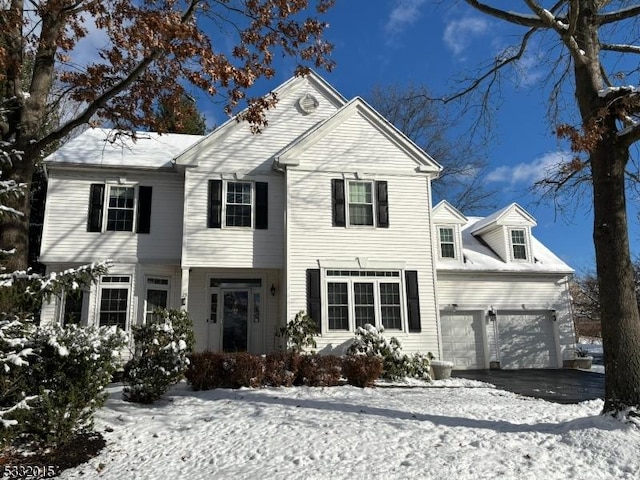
207, 179, 268, 229
331, 179, 389, 228
348, 182, 374, 226
438, 227, 455, 259
510, 229, 527, 260
107, 186, 135, 231
325, 271, 403, 331
99, 276, 131, 329
87, 184, 153, 233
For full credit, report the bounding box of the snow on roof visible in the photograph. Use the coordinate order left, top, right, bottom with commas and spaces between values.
438, 216, 574, 274
44, 128, 204, 169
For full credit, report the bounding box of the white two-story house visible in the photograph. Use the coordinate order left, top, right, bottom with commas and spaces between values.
39, 72, 576, 368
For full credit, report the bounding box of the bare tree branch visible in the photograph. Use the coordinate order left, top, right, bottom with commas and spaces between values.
601, 43, 640, 54
463, 0, 549, 28
598, 3, 640, 25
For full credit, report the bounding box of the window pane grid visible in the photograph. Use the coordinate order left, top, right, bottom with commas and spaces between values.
354, 283, 375, 329
511, 230, 527, 259
348, 182, 374, 226
327, 282, 349, 330
107, 187, 135, 231
99, 288, 128, 329
380, 283, 401, 329
225, 182, 252, 227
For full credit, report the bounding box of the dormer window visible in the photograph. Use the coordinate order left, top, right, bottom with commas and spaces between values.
511, 229, 527, 260
438, 227, 456, 259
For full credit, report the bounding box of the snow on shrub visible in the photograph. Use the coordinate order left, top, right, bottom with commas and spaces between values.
1, 322, 126, 447
347, 324, 433, 381
123, 309, 194, 404
276, 310, 317, 353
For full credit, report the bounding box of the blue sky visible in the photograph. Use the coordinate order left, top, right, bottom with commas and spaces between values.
239, 0, 637, 274
68, 0, 638, 273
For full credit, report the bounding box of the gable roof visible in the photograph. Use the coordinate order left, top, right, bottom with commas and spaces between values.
175, 71, 347, 167
436, 215, 573, 274
274, 96, 442, 174
469, 203, 537, 235
43, 128, 203, 169
432, 200, 468, 224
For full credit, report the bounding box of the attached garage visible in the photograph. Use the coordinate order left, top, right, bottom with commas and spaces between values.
440, 311, 486, 369
497, 311, 559, 369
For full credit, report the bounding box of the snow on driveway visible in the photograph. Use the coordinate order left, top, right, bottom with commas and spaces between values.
60, 380, 639, 480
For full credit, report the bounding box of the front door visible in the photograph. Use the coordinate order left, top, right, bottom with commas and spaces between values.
222, 289, 249, 352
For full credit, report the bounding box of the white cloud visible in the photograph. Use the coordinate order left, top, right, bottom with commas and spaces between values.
385, 0, 427, 34
486, 151, 571, 186
443, 17, 489, 56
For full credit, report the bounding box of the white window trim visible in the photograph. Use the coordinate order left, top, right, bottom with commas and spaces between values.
222, 180, 254, 229
103, 182, 139, 233
437, 226, 457, 260
509, 228, 529, 261
97, 275, 132, 330
323, 270, 405, 333
346, 180, 376, 228
58, 288, 88, 326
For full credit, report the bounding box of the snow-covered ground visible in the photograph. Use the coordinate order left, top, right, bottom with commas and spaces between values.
60, 375, 640, 480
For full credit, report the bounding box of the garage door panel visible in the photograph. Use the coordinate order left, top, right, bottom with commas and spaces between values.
440, 312, 485, 369
497, 311, 557, 369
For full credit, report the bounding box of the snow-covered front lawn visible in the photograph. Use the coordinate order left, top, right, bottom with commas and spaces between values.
60, 378, 640, 480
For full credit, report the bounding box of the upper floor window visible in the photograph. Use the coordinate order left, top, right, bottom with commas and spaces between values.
438, 227, 455, 259
87, 183, 152, 234
207, 179, 268, 229
511, 229, 527, 260
331, 179, 389, 228
107, 186, 135, 231
348, 181, 374, 226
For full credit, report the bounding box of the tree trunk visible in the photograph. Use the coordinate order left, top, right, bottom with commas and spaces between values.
0, 151, 34, 272
591, 143, 640, 414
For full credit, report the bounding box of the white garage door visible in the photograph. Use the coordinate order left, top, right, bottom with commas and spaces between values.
440, 311, 485, 369
497, 311, 558, 369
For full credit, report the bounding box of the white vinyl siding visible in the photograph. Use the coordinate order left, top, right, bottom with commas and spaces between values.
437, 273, 575, 366
286, 166, 439, 355
183, 172, 284, 268
40, 170, 184, 264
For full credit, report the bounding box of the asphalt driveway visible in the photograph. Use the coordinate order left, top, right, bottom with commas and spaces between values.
452, 368, 605, 404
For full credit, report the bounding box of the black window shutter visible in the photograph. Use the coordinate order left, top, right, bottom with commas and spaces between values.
208, 180, 222, 228
306, 269, 321, 333
331, 179, 345, 227
136, 186, 153, 234
255, 182, 268, 230
87, 184, 105, 232
405, 270, 421, 332
376, 181, 389, 228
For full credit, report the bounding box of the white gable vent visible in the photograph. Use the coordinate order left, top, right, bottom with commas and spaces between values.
297, 93, 319, 114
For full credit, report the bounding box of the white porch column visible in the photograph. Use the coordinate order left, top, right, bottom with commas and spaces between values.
180, 267, 190, 311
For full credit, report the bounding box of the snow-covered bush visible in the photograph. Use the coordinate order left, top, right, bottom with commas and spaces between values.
347, 324, 433, 381
123, 309, 194, 403
276, 310, 317, 353
1, 323, 126, 447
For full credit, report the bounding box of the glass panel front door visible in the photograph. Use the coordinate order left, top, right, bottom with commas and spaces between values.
222, 290, 249, 352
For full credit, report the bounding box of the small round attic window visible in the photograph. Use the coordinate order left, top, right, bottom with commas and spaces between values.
298, 93, 319, 114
